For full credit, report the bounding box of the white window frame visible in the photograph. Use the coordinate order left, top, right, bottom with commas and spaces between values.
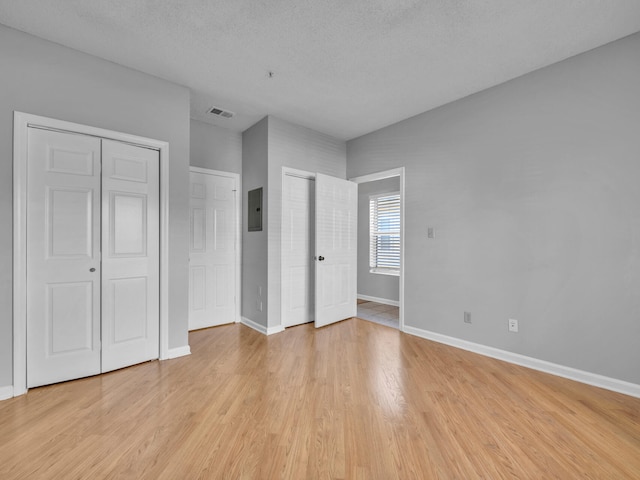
369, 191, 401, 276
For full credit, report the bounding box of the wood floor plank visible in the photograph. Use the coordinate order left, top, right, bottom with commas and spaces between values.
1, 318, 639, 479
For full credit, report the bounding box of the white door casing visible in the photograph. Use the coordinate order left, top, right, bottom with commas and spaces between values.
26, 128, 102, 387
314, 173, 357, 328
282, 172, 315, 328
188, 168, 239, 330
101, 140, 160, 372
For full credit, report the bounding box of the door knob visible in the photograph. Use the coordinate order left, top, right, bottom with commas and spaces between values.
318, 256, 325, 261
89, 268, 96, 272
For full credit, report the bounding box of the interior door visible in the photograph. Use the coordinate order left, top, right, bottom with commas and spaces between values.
101, 140, 160, 372
314, 173, 357, 328
282, 173, 315, 327
26, 128, 102, 388
188, 169, 237, 329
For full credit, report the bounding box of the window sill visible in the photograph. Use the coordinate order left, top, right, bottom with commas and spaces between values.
369, 268, 400, 277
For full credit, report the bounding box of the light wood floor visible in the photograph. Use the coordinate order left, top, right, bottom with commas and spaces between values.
1, 319, 639, 479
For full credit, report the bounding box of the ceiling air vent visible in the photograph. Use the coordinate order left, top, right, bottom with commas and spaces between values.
208, 106, 235, 119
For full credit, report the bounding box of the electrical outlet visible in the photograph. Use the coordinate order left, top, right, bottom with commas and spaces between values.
509, 318, 518, 333
428, 227, 435, 239
464, 311, 471, 324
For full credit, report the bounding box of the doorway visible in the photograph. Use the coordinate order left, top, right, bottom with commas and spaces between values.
350, 168, 405, 331
281, 170, 315, 327
280, 168, 358, 329
188, 167, 240, 330
13, 112, 171, 395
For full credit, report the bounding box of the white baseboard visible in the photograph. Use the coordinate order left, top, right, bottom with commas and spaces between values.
267, 325, 285, 335
166, 345, 191, 359
404, 325, 640, 399
241, 316, 267, 335
357, 294, 399, 307
0, 385, 13, 401
241, 317, 285, 336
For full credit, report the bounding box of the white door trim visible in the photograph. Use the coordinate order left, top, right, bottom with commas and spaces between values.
188, 166, 242, 324
282, 166, 316, 181
13, 111, 171, 396
350, 167, 406, 332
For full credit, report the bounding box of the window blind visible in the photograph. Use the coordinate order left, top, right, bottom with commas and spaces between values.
369, 192, 400, 273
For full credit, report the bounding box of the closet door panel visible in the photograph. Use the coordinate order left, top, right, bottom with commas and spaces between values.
26, 128, 102, 388
101, 140, 160, 372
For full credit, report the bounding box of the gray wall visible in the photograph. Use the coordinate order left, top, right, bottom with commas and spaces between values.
241, 118, 269, 326
190, 119, 242, 174
347, 32, 640, 385
357, 177, 400, 302
0, 25, 191, 387
267, 116, 346, 330
241, 116, 346, 328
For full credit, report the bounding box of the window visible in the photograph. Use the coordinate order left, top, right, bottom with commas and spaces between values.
369, 192, 400, 275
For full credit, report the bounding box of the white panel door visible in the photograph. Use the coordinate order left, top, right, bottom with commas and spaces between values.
282, 174, 315, 327
101, 140, 160, 372
188, 170, 237, 329
26, 128, 102, 388
314, 173, 357, 328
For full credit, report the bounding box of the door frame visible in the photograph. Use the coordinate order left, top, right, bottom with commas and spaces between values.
281, 167, 316, 328
13, 111, 171, 396
350, 167, 406, 332
188, 166, 242, 328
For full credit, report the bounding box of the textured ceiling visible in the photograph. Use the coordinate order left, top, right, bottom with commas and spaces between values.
1, 1, 640, 140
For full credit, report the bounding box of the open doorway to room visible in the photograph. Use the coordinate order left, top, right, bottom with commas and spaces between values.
351, 168, 404, 331
280, 168, 358, 330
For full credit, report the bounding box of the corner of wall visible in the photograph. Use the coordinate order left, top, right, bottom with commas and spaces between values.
0, 385, 14, 401
241, 117, 269, 327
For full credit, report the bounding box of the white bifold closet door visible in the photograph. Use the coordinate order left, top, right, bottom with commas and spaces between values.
26, 129, 102, 387
26, 128, 159, 388
101, 140, 159, 372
